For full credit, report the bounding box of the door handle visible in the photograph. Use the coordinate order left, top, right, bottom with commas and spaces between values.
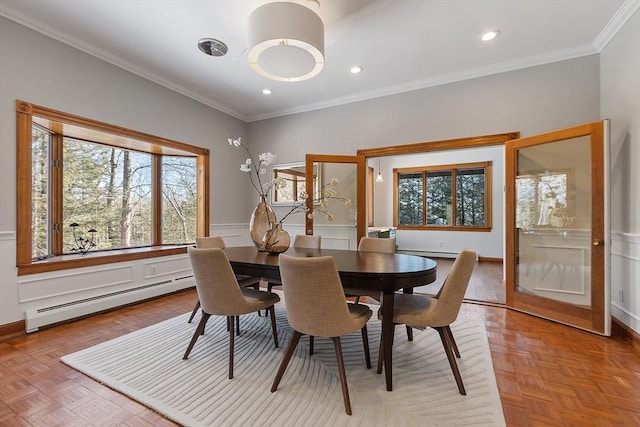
593, 239, 604, 246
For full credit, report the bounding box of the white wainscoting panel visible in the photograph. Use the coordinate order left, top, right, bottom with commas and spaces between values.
210, 223, 253, 247
211, 223, 357, 250
18, 265, 135, 303
610, 231, 640, 334
18, 253, 195, 332
144, 255, 191, 280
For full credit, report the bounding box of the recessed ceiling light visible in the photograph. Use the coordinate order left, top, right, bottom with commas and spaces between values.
350, 65, 364, 74
262, 89, 272, 95
481, 30, 501, 42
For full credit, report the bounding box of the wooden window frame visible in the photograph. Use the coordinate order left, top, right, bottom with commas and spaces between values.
393, 161, 493, 231
16, 100, 209, 276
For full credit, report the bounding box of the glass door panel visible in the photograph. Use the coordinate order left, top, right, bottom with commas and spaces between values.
515, 136, 592, 306
305, 154, 366, 248
506, 121, 609, 335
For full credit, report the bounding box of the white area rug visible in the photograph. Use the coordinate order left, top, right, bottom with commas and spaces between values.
61, 299, 505, 426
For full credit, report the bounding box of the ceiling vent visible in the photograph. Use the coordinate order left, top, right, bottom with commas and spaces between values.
197, 38, 228, 57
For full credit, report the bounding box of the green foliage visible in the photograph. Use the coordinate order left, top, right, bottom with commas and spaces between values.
398, 173, 423, 225
31, 128, 198, 258
31, 126, 49, 259
398, 167, 487, 228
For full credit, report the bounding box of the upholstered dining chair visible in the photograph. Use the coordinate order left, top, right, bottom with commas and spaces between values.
376, 249, 477, 395
183, 247, 280, 379
188, 236, 262, 324
265, 234, 321, 293
271, 254, 372, 416
346, 236, 418, 341
343, 237, 396, 303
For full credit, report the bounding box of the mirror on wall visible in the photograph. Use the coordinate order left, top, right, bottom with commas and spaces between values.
271, 162, 320, 205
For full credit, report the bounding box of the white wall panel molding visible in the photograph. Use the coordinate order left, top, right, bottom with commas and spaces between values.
610, 231, 639, 334
0, 231, 16, 241
18, 265, 135, 303
143, 255, 191, 280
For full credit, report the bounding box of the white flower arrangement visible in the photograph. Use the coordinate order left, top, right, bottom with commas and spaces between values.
277, 177, 352, 224
230, 135, 352, 224
229, 136, 277, 199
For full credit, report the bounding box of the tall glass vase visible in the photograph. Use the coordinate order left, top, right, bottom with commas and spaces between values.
262, 222, 290, 254
250, 196, 276, 251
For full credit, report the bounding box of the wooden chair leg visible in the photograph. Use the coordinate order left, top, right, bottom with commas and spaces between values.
444, 325, 460, 358
235, 315, 241, 336
183, 313, 210, 359
262, 281, 276, 316
377, 324, 395, 374
361, 325, 371, 369
309, 335, 314, 355
271, 330, 303, 392
436, 327, 466, 395
331, 336, 352, 415
188, 299, 200, 323
229, 316, 235, 379
406, 325, 413, 341
268, 305, 279, 348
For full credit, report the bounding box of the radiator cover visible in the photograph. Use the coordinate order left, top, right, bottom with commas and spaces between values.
24, 276, 194, 333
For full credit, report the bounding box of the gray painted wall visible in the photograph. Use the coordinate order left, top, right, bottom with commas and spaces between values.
600, 8, 640, 333
247, 55, 600, 258
248, 55, 600, 159
0, 17, 250, 228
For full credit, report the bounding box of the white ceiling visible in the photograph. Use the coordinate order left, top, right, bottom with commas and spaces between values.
1, 0, 637, 122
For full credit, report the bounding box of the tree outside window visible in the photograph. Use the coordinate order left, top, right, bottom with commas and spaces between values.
17, 100, 208, 274
395, 162, 491, 231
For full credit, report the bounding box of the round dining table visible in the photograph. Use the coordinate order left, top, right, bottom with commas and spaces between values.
223, 246, 438, 391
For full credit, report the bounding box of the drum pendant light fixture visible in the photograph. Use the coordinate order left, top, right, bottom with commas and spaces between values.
247, 2, 325, 82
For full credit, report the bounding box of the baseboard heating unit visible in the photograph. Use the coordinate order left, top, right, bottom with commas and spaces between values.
24, 275, 194, 333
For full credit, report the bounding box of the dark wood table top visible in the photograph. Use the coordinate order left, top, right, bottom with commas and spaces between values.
223, 246, 437, 293
223, 245, 438, 392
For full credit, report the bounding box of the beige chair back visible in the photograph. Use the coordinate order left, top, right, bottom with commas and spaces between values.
279, 254, 359, 337
357, 237, 395, 253
195, 236, 226, 249
293, 234, 321, 249
429, 249, 476, 326
188, 247, 263, 316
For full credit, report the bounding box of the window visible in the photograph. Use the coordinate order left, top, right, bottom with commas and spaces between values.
394, 161, 492, 231
16, 100, 209, 275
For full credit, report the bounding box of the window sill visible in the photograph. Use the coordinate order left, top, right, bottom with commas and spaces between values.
17, 246, 190, 276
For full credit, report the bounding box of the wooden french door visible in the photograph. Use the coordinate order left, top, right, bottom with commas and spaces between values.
304, 154, 366, 244
505, 120, 610, 335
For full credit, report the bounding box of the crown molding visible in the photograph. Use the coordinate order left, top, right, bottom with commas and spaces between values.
592, 0, 640, 51
247, 44, 599, 122
3, 1, 637, 124
0, 6, 249, 122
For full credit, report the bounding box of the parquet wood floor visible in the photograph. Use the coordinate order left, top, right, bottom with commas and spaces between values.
1, 262, 639, 426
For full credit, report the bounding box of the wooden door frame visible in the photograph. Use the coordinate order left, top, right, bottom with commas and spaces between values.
305, 154, 367, 242
505, 120, 609, 334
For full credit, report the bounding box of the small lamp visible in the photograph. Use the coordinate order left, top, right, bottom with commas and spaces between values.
376, 159, 384, 183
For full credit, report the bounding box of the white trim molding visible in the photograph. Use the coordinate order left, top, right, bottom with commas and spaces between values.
610, 231, 640, 334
